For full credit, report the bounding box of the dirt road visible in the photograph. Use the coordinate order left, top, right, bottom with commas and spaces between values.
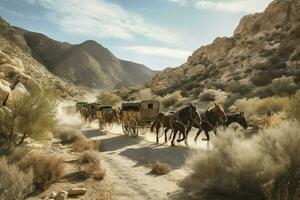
81, 126, 195, 200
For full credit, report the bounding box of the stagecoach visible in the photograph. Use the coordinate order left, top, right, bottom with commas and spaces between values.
121, 100, 159, 137
75, 102, 88, 111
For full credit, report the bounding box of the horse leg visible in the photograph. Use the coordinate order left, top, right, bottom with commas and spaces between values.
214, 129, 217, 135
156, 125, 160, 144
164, 128, 169, 143
194, 129, 202, 143
202, 130, 210, 141
177, 126, 186, 143
185, 124, 192, 146
171, 129, 177, 146
168, 130, 173, 140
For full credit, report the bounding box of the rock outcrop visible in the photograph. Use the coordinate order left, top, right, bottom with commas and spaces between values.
147, 0, 300, 103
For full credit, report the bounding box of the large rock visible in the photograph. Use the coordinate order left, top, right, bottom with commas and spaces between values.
5, 82, 28, 109
67, 187, 87, 196
0, 79, 11, 103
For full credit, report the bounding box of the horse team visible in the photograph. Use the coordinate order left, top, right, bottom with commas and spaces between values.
76, 101, 248, 146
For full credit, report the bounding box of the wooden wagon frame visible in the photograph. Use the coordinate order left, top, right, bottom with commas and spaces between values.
121, 100, 159, 137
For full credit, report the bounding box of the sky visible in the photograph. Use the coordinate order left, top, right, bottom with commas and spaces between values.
0, 0, 272, 70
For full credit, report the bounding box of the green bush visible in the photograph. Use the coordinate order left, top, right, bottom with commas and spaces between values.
271, 76, 297, 96
97, 91, 121, 106
0, 88, 56, 151
198, 89, 219, 101
250, 70, 272, 86
183, 121, 300, 200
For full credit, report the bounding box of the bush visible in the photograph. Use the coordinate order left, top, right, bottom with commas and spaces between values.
198, 89, 219, 101
97, 91, 121, 106
160, 91, 182, 110
0, 158, 33, 200
77, 151, 105, 180
18, 150, 65, 190
0, 88, 56, 151
183, 121, 300, 200
250, 70, 272, 86
151, 161, 171, 175
288, 90, 300, 121
53, 126, 84, 144
234, 96, 289, 116
6, 146, 30, 164
271, 76, 297, 96
72, 137, 101, 152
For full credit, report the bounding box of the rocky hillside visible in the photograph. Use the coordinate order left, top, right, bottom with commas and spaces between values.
17, 28, 154, 89
0, 17, 85, 104
147, 0, 300, 106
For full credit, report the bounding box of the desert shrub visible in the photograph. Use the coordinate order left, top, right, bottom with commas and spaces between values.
234, 96, 289, 116
97, 91, 121, 106
53, 126, 84, 144
271, 76, 297, 96
18, 150, 65, 190
226, 81, 252, 95
0, 88, 56, 151
287, 90, 300, 121
151, 161, 171, 175
250, 70, 272, 86
72, 137, 101, 152
77, 151, 105, 179
6, 146, 30, 164
160, 91, 182, 110
0, 158, 33, 200
199, 89, 218, 101
250, 85, 273, 98
183, 121, 300, 200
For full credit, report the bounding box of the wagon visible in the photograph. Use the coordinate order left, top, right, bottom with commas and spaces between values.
121, 100, 159, 137
75, 102, 88, 111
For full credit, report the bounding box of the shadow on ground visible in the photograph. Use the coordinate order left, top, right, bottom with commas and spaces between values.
100, 135, 141, 152
81, 129, 106, 138
119, 145, 191, 169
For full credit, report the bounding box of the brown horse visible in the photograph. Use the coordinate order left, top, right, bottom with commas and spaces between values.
193, 103, 227, 142
150, 112, 179, 144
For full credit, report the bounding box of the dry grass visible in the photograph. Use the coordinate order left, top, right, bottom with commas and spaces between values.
234, 96, 289, 116
53, 126, 84, 144
6, 146, 30, 164
17, 150, 65, 190
183, 121, 300, 200
77, 151, 105, 180
72, 137, 101, 152
0, 158, 33, 200
271, 76, 297, 96
151, 161, 171, 175
96, 183, 113, 200
287, 90, 300, 121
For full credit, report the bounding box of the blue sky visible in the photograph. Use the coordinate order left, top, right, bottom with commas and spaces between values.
0, 0, 272, 70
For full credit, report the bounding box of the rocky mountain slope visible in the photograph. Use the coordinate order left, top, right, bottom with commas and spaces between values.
17, 28, 154, 89
147, 0, 300, 106
0, 17, 84, 104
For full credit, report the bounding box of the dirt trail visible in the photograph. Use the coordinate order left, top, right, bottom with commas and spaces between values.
80, 127, 194, 200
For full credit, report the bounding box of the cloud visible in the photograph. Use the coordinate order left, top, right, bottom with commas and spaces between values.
125, 46, 192, 60
169, 0, 272, 13
22, 0, 181, 45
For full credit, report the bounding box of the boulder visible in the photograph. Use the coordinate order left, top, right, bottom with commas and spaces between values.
0, 51, 15, 65
0, 79, 11, 103
5, 82, 28, 109
54, 190, 68, 200
67, 187, 87, 196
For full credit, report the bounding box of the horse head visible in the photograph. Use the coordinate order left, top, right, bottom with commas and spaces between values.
239, 112, 248, 129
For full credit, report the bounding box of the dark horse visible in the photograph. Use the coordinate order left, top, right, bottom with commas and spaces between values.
220, 112, 248, 129
151, 112, 185, 144
192, 103, 227, 142
171, 104, 202, 146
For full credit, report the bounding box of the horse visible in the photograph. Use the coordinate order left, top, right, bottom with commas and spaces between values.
193, 103, 227, 142
220, 112, 248, 129
97, 108, 119, 130
79, 107, 90, 123
150, 112, 179, 144
171, 104, 202, 145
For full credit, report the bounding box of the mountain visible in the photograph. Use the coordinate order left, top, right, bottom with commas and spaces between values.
17, 28, 154, 89
0, 17, 83, 102
147, 0, 300, 104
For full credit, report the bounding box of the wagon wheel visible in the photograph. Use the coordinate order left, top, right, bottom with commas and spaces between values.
129, 118, 139, 137
122, 119, 129, 136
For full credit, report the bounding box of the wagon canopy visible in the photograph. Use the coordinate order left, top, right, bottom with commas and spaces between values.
99, 105, 113, 112
122, 100, 159, 122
